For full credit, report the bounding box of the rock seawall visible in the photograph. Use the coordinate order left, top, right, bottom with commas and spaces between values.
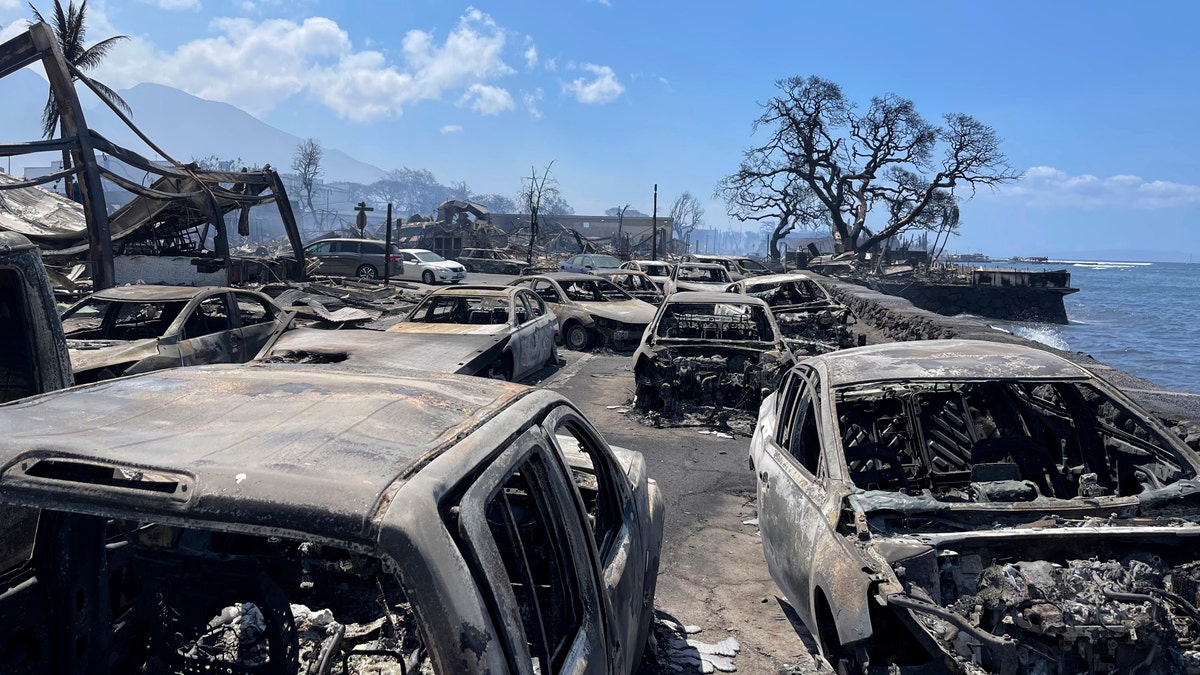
814, 274, 1200, 452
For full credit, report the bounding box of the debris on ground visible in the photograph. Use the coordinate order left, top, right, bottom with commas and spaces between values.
651, 612, 742, 673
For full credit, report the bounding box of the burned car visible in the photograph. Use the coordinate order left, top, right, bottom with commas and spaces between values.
0, 232, 72, 402
510, 272, 656, 351
388, 284, 558, 380
60, 285, 292, 383
0, 363, 664, 674
750, 339, 1200, 674
727, 273, 859, 354
663, 262, 733, 296
680, 253, 773, 279
593, 269, 665, 305
457, 247, 530, 275
633, 292, 794, 414
619, 259, 674, 286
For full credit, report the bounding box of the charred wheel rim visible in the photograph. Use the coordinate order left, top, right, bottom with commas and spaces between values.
564, 323, 590, 350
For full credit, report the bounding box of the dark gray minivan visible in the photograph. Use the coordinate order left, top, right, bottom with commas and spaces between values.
303, 237, 401, 280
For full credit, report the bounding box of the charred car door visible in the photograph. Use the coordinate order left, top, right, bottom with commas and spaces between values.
755, 367, 828, 621
455, 426, 610, 674
514, 290, 555, 375
232, 291, 289, 359
168, 293, 242, 367
543, 407, 651, 675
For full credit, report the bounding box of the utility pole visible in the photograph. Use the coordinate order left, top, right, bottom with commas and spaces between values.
384, 203, 393, 286
651, 184, 658, 261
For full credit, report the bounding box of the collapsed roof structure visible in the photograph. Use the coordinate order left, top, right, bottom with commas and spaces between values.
0, 22, 304, 290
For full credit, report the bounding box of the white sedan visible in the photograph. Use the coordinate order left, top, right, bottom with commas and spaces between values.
393, 248, 467, 284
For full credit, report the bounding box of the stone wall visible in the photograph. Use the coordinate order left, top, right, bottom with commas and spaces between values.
813, 274, 1200, 453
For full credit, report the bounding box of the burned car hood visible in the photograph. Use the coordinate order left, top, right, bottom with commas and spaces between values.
67, 338, 158, 373
387, 323, 509, 336
582, 301, 655, 325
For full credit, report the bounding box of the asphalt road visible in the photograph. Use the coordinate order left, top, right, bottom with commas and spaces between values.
529, 349, 825, 674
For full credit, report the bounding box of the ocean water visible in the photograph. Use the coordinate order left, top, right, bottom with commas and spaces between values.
986, 261, 1200, 395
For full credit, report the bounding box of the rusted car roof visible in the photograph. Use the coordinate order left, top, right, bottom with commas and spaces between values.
813, 339, 1090, 386
267, 327, 506, 375
0, 363, 528, 543
87, 284, 228, 302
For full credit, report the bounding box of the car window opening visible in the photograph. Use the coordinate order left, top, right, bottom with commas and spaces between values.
655, 303, 775, 342
836, 380, 1192, 501
485, 455, 582, 673
410, 296, 511, 325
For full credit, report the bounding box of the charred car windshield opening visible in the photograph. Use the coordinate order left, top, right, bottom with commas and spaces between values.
60, 300, 188, 340
409, 295, 510, 324
746, 280, 826, 306
655, 302, 775, 342
562, 280, 632, 302
678, 266, 729, 283
838, 379, 1195, 506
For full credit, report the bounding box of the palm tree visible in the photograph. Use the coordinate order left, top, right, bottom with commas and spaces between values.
29, 0, 129, 199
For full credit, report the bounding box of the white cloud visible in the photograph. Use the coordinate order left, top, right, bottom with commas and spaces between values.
440, 124, 462, 134
524, 44, 538, 69
522, 88, 543, 119
563, 63, 623, 104
589, 0, 612, 6
139, 0, 201, 10
996, 166, 1200, 210
94, 8, 515, 122
544, 57, 557, 72
459, 83, 513, 115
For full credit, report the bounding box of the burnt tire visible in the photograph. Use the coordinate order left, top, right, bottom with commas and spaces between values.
490, 354, 514, 381
421, 270, 436, 285
563, 322, 591, 351
356, 264, 379, 280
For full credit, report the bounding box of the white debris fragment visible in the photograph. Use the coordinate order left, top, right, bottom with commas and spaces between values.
742, 518, 758, 526
235, 472, 247, 484
656, 616, 741, 673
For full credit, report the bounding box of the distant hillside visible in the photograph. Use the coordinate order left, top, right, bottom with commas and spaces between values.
0, 70, 384, 185
106, 83, 385, 184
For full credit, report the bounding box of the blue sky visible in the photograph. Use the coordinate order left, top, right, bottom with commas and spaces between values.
2, 0, 1199, 260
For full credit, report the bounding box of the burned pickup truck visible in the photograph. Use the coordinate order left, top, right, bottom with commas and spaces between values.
633, 292, 794, 414
0, 232, 72, 402
0, 363, 664, 674
726, 272, 859, 355
751, 340, 1200, 674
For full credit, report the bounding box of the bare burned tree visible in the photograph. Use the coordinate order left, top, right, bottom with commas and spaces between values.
668, 191, 705, 252
716, 153, 824, 261
723, 76, 1018, 256
517, 161, 560, 265
291, 138, 323, 212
